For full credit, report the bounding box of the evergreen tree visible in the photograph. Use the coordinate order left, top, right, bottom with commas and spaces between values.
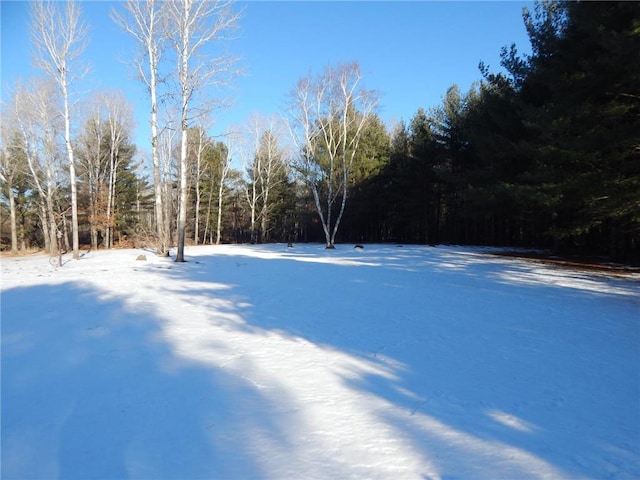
341, 113, 391, 242
519, 1, 639, 258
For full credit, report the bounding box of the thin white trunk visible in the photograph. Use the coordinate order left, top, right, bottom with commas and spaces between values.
16, 92, 57, 254
31, 0, 87, 258
175, 0, 191, 262
113, 0, 168, 255
194, 172, 201, 245
260, 181, 270, 243
246, 176, 258, 243
193, 129, 206, 245
204, 171, 215, 244
62, 79, 80, 258
148, 12, 166, 255
216, 176, 224, 245
167, 0, 240, 255
8, 187, 18, 253
176, 120, 189, 260
287, 63, 377, 248
0, 144, 19, 253
216, 153, 231, 245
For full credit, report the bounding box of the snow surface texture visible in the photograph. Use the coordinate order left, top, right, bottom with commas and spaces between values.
1, 244, 639, 480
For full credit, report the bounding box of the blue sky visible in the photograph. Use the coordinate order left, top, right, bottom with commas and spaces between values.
1, 1, 533, 154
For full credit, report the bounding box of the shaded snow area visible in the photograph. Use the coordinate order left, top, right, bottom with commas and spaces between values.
2, 244, 639, 479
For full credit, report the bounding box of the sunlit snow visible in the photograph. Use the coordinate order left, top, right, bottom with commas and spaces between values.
2, 244, 638, 479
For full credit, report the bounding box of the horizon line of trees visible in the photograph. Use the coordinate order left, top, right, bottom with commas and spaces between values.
1, 0, 638, 264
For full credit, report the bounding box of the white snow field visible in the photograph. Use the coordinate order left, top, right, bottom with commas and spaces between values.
1, 244, 639, 480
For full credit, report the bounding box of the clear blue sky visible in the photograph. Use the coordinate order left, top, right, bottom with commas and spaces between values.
1, 0, 533, 154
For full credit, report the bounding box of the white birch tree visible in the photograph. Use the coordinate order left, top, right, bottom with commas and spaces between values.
76, 91, 135, 249
216, 131, 235, 245
158, 119, 178, 246
190, 122, 214, 245
112, 0, 170, 255
12, 79, 65, 254
75, 101, 105, 250
167, 0, 241, 262
0, 106, 23, 253
287, 62, 379, 248
200, 139, 228, 245
242, 114, 288, 243
30, 0, 88, 259
103, 91, 135, 249
241, 119, 261, 243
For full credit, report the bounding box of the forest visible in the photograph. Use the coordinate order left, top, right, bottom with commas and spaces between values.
1, 0, 639, 263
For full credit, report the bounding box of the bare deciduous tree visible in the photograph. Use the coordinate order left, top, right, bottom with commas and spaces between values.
0, 105, 23, 253
103, 91, 135, 249
216, 143, 233, 245
76, 91, 135, 249
76, 100, 106, 250
158, 118, 178, 246
12, 79, 65, 254
112, 0, 170, 255
30, 0, 88, 259
287, 62, 379, 248
190, 120, 214, 245
167, 0, 241, 262
216, 130, 236, 245
242, 114, 288, 243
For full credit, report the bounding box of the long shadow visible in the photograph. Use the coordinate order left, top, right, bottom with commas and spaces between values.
1, 281, 288, 479
159, 244, 640, 478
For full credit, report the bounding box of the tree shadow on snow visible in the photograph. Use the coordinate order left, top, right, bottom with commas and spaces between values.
157, 244, 640, 479
1, 281, 291, 480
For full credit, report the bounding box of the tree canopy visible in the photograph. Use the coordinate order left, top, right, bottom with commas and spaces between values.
2, 0, 638, 263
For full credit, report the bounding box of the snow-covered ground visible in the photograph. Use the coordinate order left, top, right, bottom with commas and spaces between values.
2, 243, 639, 479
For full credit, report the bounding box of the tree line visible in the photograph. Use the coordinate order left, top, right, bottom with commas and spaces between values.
1, 0, 638, 263
368, 0, 638, 263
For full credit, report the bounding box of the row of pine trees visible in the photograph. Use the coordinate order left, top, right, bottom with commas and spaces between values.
346, 1, 639, 262
2, 1, 638, 263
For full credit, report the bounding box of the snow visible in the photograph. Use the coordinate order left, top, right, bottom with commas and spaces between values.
1, 243, 639, 479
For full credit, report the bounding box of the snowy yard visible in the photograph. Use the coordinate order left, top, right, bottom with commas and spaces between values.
1, 244, 639, 479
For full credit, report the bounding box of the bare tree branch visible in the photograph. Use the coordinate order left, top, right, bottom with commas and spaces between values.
30, 0, 88, 259
286, 62, 379, 248
166, 0, 242, 261
112, 0, 171, 255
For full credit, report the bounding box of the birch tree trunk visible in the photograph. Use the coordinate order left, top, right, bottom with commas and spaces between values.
0, 125, 19, 253
216, 168, 226, 245
31, 0, 87, 259
104, 93, 131, 249
258, 131, 286, 243
174, 0, 193, 262
176, 118, 189, 261
112, 0, 169, 256
159, 125, 177, 248
287, 62, 378, 248
167, 0, 240, 261
216, 138, 233, 245
194, 137, 202, 245
193, 126, 210, 245
7, 183, 18, 253
78, 113, 103, 251
204, 171, 215, 244
242, 115, 287, 244
63, 77, 80, 257
246, 171, 259, 244
13, 80, 62, 255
